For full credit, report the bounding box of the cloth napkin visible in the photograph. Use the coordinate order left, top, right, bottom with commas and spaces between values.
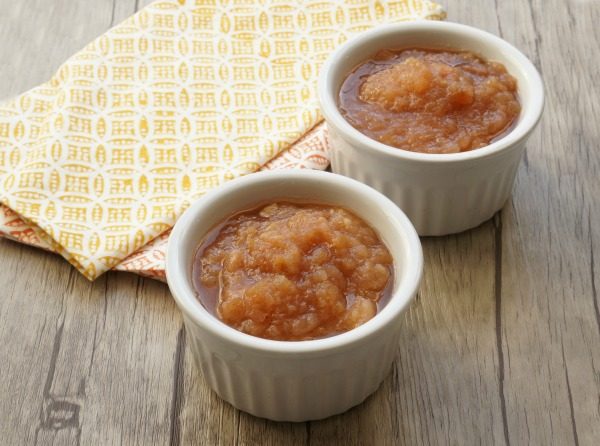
0, 122, 330, 281
0, 0, 444, 281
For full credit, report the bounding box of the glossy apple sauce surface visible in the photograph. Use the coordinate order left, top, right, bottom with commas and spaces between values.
192, 202, 394, 341
339, 48, 521, 154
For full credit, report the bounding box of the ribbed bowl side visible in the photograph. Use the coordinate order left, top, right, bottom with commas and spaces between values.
330, 139, 524, 236
185, 321, 402, 422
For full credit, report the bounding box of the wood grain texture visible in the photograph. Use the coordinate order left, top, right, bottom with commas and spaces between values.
0, 0, 599, 445
495, 0, 600, 444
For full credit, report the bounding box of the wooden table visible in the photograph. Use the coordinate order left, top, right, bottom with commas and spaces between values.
1, 1, 598, 444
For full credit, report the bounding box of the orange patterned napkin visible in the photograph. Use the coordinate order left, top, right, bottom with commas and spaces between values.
0, 0, 444, 280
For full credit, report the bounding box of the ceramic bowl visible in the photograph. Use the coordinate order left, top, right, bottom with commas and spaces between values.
319, 21, 544, 235
166, 170, 422, 421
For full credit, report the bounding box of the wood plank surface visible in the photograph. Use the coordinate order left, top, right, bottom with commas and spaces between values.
0, 0, 598, 445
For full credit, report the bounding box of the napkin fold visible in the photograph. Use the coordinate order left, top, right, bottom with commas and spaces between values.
0, 0, 444, 280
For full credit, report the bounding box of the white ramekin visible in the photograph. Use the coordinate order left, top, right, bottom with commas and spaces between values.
166, 170, 422, 421
319, 21, 544, 236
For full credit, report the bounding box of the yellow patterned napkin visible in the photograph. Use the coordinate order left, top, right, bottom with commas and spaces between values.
0, 0, 444, 280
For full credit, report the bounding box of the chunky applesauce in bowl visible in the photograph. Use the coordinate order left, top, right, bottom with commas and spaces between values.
318, 21, 544, 236
193, 202, 393, 341
339, 48, 521, 154
166, 170, 422, 421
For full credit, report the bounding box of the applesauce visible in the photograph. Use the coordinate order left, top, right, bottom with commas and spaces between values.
339, 48, 521, 154
192, 202, 393, 341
